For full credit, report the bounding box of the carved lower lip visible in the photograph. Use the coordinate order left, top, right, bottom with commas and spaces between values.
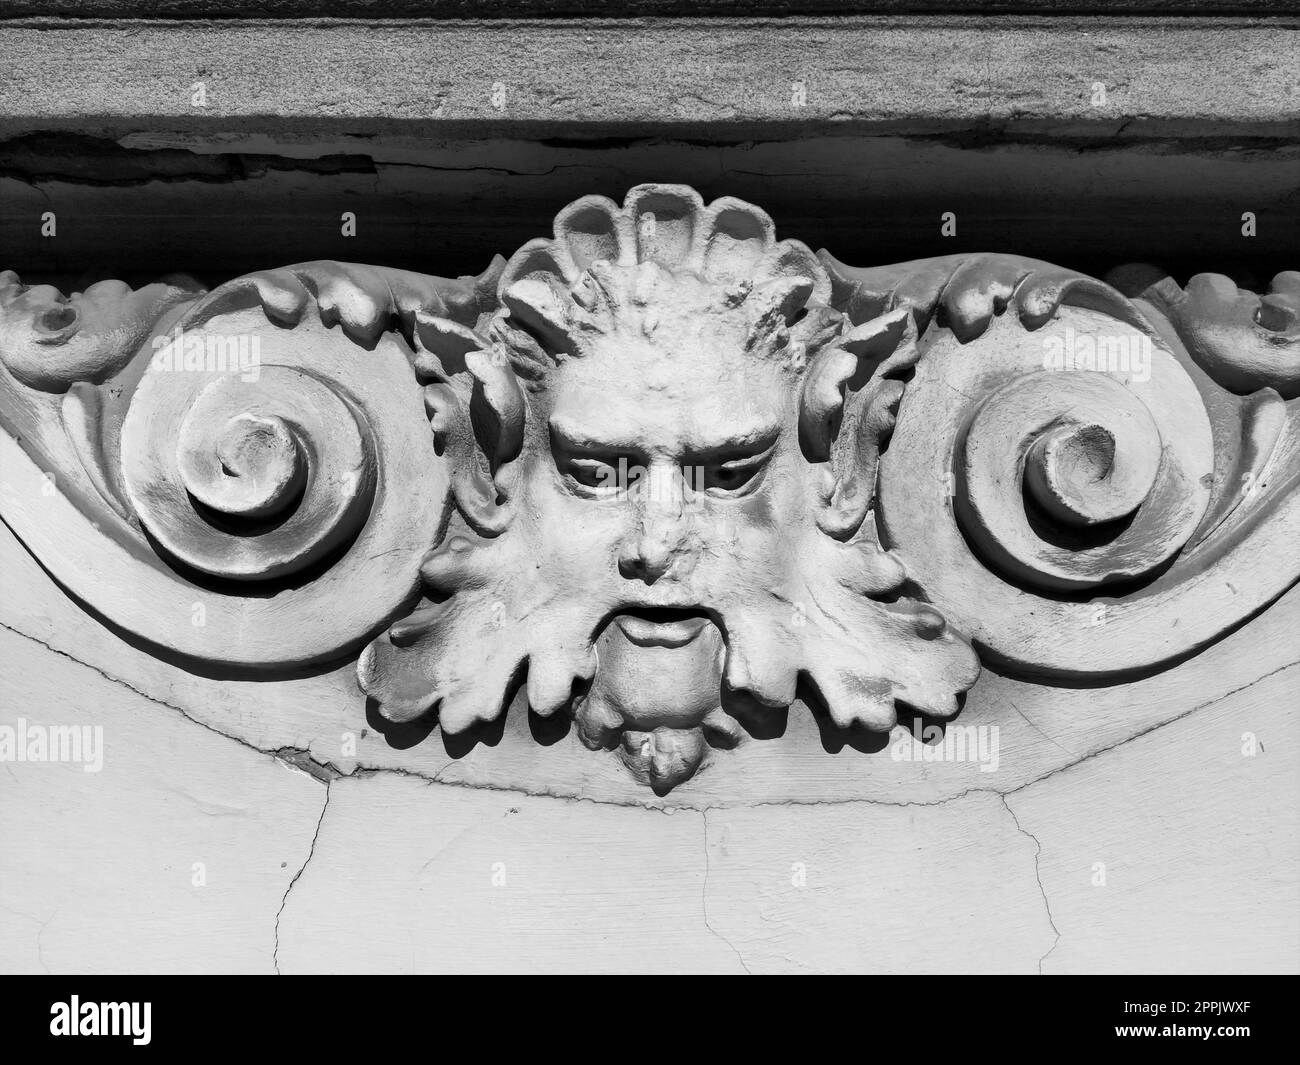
615, 608, 711, 648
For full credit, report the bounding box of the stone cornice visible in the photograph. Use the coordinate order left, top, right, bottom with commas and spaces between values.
2, 17, 1298, 145
2, 1, 1297, 18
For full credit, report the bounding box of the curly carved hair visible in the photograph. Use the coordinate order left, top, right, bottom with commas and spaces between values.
478, 185, 848, 387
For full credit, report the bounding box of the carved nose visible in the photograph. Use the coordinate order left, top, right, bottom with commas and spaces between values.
619, 527, 676, 584
619, 465, 686, 585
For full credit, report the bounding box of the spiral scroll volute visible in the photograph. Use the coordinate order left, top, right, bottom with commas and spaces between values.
879, 304, 1218, 677
114, 303, 446, 666
124, 359, 374, 580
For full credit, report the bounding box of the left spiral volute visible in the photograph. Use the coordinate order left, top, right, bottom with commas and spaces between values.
122, 362, 375, 581
0, 291, 450, 670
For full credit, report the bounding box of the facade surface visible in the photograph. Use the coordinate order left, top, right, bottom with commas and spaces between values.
0, 3, 1297, 974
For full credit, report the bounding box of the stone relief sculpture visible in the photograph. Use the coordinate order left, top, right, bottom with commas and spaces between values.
1, 184, 1296, 791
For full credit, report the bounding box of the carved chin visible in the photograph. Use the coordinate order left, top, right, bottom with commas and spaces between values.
572, 615, 739, 792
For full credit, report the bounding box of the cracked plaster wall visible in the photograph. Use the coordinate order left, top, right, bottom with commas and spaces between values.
1, 509, 1296, 973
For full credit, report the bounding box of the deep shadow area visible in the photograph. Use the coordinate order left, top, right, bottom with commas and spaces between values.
799, 676, 897, 755
3, 131, 1295, 288
364, 695, 438, 751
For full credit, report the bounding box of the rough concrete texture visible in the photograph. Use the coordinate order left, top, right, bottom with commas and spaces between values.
0, 19, 1296, 139
3, 2, 1295, 18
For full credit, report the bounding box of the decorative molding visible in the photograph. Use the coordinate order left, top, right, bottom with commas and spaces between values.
1, 184, 1296, 790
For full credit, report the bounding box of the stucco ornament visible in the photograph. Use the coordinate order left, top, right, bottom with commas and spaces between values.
1, 185, 1297, 791
355, 187, 979, 790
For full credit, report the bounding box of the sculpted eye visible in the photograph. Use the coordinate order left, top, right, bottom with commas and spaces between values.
549, 422, 642, 498
567, 456, 623, 492
696, 447, 772, 497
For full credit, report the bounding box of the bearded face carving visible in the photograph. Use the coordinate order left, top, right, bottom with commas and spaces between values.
357, 186, 981, 790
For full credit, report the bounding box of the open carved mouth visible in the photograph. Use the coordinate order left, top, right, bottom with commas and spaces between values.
614, 607, 712, 648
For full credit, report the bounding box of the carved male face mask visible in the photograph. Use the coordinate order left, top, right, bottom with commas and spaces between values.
359, 186, 979, 790
523, 264, 812, 788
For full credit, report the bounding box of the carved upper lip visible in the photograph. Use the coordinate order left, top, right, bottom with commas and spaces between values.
614, 607, 711, 648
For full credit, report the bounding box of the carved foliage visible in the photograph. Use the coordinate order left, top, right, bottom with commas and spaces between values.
1, 186, 1296, 788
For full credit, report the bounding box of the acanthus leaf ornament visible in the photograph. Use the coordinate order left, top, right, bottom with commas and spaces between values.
2, 185, 1297, 789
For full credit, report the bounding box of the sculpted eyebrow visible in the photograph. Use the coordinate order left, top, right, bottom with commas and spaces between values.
548, 419, 648, 456
549, 417, 779, 456
687, 425, 780, 458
